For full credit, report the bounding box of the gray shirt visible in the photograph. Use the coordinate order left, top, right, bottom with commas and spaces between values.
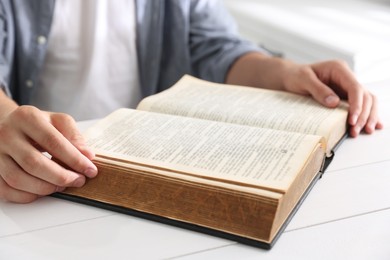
0, 0, 263, 105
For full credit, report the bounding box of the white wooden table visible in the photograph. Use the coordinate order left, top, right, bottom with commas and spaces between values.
1, 79, 389, 259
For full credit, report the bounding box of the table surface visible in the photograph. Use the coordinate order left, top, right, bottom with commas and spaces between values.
1, 79, 389, 260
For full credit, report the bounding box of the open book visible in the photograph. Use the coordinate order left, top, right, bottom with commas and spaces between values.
56, 75, 348, 249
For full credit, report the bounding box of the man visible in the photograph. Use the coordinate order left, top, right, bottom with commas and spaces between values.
0, 0, 383, 203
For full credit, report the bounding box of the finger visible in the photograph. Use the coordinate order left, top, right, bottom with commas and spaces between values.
7, 134, 87, 188
0, 155, 58, 195
349, 92, 372, 137
319, 61, 363, 126
0, 177, 38, 203
50, 113, 96, 160
363, 94, 384, 134
345, 84, 364, 127
11, 107, 97, 178
298, 67, 340, 108
14, 150, 87, 188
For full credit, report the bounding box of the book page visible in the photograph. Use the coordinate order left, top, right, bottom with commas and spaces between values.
84, 109, 324, 192
137, 75, 348, 152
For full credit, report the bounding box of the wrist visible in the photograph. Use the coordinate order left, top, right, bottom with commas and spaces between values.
226, 52, 294, 91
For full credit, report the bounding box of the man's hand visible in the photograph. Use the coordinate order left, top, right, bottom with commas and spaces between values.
0, 105, 98, 203
282, 60, 383, 137
226, 53, 383, 137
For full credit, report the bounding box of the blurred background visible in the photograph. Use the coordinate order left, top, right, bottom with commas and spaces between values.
224, 0, 390, 84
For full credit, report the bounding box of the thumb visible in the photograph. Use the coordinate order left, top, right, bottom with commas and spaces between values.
305, 76, 340, 108
49, 113, 95, 161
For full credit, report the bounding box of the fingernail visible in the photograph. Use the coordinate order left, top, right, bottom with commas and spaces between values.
350, 114, 358, 125
325, 95, 338, 106
73, 177, 86, 187
367, 122, 376, 133
84, 166, 98, 178
354, 125, 361, 135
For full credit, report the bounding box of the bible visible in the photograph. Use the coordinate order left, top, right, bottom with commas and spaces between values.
55, 75, 348, 249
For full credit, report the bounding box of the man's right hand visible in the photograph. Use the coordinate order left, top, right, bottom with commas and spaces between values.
0, 105, 98, 203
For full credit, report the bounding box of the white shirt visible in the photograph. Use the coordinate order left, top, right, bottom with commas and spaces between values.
31, 0, 142, 121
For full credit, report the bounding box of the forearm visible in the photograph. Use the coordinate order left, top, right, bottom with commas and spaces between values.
0, 88, 18, 119
225, 52, 293, 91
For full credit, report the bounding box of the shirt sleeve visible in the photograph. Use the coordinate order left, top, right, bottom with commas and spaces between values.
189, 0, 269, 83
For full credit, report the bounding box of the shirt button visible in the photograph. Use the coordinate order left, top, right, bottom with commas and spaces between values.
37, 35, 47, 45
26, 80, 34, 88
